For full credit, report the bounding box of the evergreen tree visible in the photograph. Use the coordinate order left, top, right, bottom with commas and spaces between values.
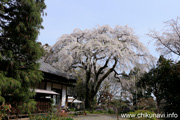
138, 56, 180, 119
0, 0, 46, 114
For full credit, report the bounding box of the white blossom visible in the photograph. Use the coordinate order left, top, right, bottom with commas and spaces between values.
45, 25, 154, 105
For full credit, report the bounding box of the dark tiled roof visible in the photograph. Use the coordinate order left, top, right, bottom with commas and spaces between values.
38, 59, 76, 81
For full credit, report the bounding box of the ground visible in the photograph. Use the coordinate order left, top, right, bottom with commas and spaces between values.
9, 114, 128, 120
73, 114, 128, 120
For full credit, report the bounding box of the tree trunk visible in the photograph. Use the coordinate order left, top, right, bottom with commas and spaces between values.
156, 96, 161, 113
84, 59, 116, 109
85, 88, 97, 109
115, 107, 119, 120
156, 101, 160, 113
85, 91, 91, 109
85, 69, 92, 109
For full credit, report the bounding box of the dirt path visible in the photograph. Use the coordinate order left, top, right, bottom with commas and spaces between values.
73, 114, 127, 120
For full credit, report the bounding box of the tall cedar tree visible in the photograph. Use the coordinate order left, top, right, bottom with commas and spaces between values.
0, 0, 46, 113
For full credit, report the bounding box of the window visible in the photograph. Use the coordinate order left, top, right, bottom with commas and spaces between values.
52, 88, 62, 105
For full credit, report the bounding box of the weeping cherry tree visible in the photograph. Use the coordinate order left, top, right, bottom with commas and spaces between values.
45, 25, 153, 108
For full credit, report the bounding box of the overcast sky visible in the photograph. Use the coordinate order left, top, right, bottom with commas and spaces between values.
37, 0, 180, 59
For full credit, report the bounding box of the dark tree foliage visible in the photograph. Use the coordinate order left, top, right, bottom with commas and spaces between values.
0, 0, 46, 114
68, 75, 86, 101
138, 67, 163, 113
138, 56, 180, 119
160, 59, 180, 119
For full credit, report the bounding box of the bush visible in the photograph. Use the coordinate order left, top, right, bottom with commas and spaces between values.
128, 110, 157, 120
64, 118, 73, 120
107, 108, 115, 114
0, 104, 11, 119
84, 108, 115, 114
137, 97, 156, 110
30, 112, 73, 120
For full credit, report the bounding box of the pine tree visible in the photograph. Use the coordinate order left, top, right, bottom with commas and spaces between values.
0, 0, 46, 114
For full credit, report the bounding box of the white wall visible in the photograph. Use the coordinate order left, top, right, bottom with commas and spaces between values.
61, 85, 67, 106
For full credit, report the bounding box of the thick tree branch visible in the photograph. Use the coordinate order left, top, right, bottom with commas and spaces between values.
96, 56, 111, 79
93, 59, 97, 75
94, 57, 118, 94
113, 70, 122, 82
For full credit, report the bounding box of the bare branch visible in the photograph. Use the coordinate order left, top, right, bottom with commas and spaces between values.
149, 18, 180, 57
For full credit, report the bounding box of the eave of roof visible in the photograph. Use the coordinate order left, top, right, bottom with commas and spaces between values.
38, 59, 77, 81
35, 89, 59, 95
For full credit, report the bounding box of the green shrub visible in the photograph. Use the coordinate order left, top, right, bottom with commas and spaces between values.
107, 108, 115, 114
30, 112, 73, 120
149, 108, 157, 113
0, 104, 12, 119
84, 108, 115, 114
128, 110, 157, 120
64, 118, 73, 120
